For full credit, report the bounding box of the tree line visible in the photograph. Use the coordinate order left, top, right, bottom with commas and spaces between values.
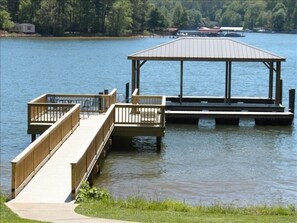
1, 0, 297, 36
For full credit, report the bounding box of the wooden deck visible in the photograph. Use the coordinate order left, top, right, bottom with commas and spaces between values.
10, 89, 294, 202
165, 96, 294, 125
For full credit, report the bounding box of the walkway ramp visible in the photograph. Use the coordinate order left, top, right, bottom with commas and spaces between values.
10, 115, 104, 203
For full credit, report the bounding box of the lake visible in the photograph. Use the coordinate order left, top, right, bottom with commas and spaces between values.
0, 33, 296, 205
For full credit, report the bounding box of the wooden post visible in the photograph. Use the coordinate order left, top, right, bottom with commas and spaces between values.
289, 89, 295, 114
157, 137, 162, 152
269, 62, 274, 99
275, 62, 281, 105
180, 60, 184, 104
131, 60, 136, 93
31, 134, 36, 142
137, 60, 140, 93
125, 82, 129, 103
280, 79, 283, 104
228, 61, 232, 104
225, 62, 228, 103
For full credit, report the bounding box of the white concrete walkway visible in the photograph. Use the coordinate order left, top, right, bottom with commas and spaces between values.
10, 115, 104, 203
6, 203, 136, 223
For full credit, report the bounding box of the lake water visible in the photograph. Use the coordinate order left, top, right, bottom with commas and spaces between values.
1, 33, 296, 205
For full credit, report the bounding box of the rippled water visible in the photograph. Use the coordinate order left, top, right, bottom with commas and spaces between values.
1, 34, 296, 205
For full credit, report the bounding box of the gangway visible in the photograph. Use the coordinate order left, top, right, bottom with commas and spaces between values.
11, 89, 166, 201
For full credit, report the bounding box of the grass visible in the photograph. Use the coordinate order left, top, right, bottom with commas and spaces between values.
0, 195, 44, 223
75, 196, 297, 223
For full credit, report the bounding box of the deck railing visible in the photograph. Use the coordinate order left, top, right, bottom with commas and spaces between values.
71, 105, 115, 199
47, 89, 117, 113
115, 103, 165, 127
132, 89, 165, 105
28, 103, 74, 124
11, 104, 80, 198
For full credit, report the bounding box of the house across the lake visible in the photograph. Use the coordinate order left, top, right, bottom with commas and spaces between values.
10, 23, 35, 34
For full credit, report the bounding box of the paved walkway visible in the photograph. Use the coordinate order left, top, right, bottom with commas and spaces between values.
6, 203, 136, 223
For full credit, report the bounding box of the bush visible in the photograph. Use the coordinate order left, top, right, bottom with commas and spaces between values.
76, 182, 110, 203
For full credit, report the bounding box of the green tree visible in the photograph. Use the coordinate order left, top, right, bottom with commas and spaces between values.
18, 0, 33, 22
172, 2, 187, 28
147, 5, 167, 31
131, 0, 148, 33
272, 2, 287, 31
220, 10, 241, 26
243, 1, 266, 29
106, 0, 132, 36
186, 8, 201, 29
0, 9, 14, 29
7, 0, 19, 21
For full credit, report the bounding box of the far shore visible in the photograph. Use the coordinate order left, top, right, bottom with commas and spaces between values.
0, 30, 167, 39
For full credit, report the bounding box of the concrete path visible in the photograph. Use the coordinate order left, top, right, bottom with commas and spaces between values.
6, 203, 136, 223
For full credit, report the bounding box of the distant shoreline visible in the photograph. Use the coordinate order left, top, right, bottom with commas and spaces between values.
0, 30, 166, 39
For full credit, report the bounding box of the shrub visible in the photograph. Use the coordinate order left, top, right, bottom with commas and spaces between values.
76, 182, 110, 203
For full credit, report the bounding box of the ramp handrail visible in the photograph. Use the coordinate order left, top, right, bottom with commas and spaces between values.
71, 105, 115, 199
11, 104, 80, 198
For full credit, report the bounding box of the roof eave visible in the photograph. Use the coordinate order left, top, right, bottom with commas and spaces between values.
128, 56, 286, 62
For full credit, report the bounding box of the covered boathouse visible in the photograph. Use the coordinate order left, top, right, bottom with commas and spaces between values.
128, 37, 295, 125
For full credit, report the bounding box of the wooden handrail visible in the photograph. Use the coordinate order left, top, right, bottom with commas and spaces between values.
71, 105, 115, 199
28, 94, 47, 104
11, 104, 80, 198
115, 103, 165, 127
28, 103, 74, 126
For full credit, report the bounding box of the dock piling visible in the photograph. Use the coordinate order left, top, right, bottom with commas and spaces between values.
289, 89, 295, 114
125, 82, 129, 103
157, 137, 162, 152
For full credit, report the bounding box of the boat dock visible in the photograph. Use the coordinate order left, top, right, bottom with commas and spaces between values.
11, 89, 165, 201
10, 37, 295, 203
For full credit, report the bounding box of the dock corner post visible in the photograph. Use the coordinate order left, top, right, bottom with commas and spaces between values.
31, 134, 36, 142
156, 137, 162, 152
125, 82, 129, 103
280, 79, 283, 104
289, 89, 295, 114
131, 60, 136, 93
11, 162, 16, 199
275, 61, 281, 105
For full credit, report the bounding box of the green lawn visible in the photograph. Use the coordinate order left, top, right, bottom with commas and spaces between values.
0, 196, 44, 223
75, 197, 297, 223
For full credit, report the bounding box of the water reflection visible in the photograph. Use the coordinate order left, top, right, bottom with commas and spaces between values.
95, 124, 296, 206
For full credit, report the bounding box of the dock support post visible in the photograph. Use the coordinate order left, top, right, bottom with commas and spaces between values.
224, 61, 232, 104
269, 62, 274, 99
131, 60, 136, 93
136, 60, 140, 92
156, 137, 162, 152
31, 134, 36, 142
280, 79, 283, 104
289, 89, 295, 114
125, 82, 129, 103
180, 61, 184, 104
275, 62, 281, 105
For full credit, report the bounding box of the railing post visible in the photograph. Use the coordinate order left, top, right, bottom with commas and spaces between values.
11, 162, 16, 198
